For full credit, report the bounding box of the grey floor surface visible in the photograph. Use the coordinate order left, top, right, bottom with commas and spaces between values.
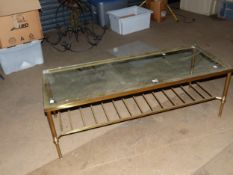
0, 10, 233, 175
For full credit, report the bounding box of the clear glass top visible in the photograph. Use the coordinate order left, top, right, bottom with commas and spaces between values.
43, 47, 230, 110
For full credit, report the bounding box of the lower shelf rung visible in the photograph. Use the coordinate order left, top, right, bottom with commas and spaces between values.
53, 82, 214, 137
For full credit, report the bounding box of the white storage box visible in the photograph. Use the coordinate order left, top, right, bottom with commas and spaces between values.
107, 6, 153, 35
0, 40, 43, 75
180, 0, 218, 16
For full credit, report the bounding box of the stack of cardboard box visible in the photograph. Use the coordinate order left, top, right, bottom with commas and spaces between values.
0, 0, 44, 75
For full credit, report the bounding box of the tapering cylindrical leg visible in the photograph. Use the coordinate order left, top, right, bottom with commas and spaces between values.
46, 111, 63, 158
218, 73, 232, 117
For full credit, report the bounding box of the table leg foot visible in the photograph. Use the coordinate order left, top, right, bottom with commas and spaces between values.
46, 111, 63, 158
218, 99, 225, 117
218, 73, 232, 117
54, 137, 63, 159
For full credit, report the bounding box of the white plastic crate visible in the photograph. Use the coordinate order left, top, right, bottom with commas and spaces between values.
180, 0, 218, 16
107, 6, 153, 35
0, 40, 43, 75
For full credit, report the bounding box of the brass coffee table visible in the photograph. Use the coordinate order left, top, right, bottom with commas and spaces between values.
43, 46, 232, 158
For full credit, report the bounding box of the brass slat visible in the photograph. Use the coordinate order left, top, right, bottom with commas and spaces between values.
112, 100, 122, 119
171, 88, 185, 104
90, 105, 98, 124
180, 86, 196, 101
122, 98, 133, 117
142, 94, 153, 111
68, 110, 73, 130
57, 83, 215, 136
196, 82, 212, 97
53, 111, 58, 118
133, 96, 143, 114
79, 108, 86, 126
60, 96, 216, 137
101, 103, 110, 122
58, 112, 63, 132
189, 84, 205, 99
152, 92, 164, 109
162, 90, 175, 106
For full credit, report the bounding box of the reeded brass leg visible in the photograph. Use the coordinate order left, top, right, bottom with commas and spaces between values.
218, 73, 232, 117
46, 111, 63, 158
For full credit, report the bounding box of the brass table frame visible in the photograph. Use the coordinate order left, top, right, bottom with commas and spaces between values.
43, 46, 233, 158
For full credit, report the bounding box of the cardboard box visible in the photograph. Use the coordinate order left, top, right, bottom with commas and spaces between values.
148, 0, 167, 23
0, 0, 41, 16
0, 10, 43, 48
0, 0, 42, 48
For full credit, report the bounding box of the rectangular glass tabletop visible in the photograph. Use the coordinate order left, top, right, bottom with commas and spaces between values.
43, 46, 231, 111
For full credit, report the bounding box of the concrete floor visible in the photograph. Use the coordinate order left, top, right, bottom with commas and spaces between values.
0, 11, 233, 175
